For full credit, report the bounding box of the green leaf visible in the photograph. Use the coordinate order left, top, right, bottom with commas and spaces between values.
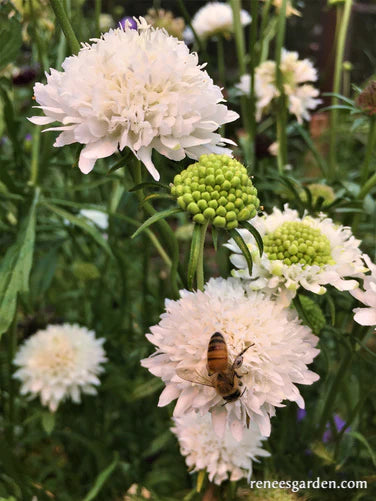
196, 470, 206, 493
130, 378, 164, 400
82, 454, 119, 501
0, 2, 22, 71
129, 181, 170, 192
43, 202, 113, 258
326, 293, 336, 326
0, 190, 39, 338
41, 412, 55, 435
239, 221, 263, 256
187, 223, 202, 290
229, 229, 253, 276
140, 193, 174, 207
347, 431, 376, 467
211, 226, 218, 252
131, 207, 182, 239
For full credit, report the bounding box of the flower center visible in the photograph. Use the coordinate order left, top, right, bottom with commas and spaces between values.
263, 221, 334, 267
171, 154, 260, 230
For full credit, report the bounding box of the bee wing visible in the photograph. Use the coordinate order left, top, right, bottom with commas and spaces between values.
176, 368, 215, 388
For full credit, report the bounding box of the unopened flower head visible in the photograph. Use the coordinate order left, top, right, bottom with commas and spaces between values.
236, 50, 321, 123
141, 277, 319, 439
172, 412, 270, 485
262, 0, 301, 17
298, 296, 326, 334
226, 205, 365, 304
29, 19, 238, 180
355, 81, 376, 116
300, 183, 335, 208
190, 2, 251, 40
99, 13, 114, 32
145, 8, 185, 39
13, 324, 107, 412
170, 154, 260, 229
351, 254, 376, 330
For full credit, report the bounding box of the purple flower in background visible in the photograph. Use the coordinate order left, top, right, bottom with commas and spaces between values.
119, 17, 137, 30
297, 408, 307, 422
322, 414, 350, 442
25, 134, 32, 141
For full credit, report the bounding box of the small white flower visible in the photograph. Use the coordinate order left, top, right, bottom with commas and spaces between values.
268, 141, 279, 156
263, 0, 301, 17
171, 412, 270, 485
29, 19, 238, 180
190, 2, 251, 40
99, 13, 114, 32
226, 205, 365, 304
141, 277, 319, 439
236, 50, 321, 123
351, 254, 376, 329
79, 209, 108, 230
14, 324, 107, 412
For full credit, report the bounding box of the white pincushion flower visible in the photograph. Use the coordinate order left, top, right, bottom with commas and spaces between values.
236, 50, 321, 123
190, 2, 251, 40
226, 205, 365, 304
79, 209, 108, 230
141, 278, 319, 439
351, 254, 376, 329
29, 18, 238, 181
13, 324, 107, 412
171, 412, 270, 485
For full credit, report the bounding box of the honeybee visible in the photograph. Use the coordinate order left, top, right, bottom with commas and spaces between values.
176, 332, 254, 404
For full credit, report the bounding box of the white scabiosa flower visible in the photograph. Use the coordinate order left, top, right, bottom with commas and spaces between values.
79, 209, 108, 230
29, 18, 238, 181
236, 50, 321, 123
171, 412, 270, 485
351, 254, 376, 329
13, 324, 107, 412
141, 278, 319, 439
190, 2, 251, 41
226, 205, 365, 304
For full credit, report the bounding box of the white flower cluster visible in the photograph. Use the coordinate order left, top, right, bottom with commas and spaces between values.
226, 206, 365, 304
171, 412, 270, 485
14, 324, 107, 412
236, 50, 321, 123
30, 18, 238, 180
188, 2, 251, 41
142, 278, 319, 440
351, 254, 376, 330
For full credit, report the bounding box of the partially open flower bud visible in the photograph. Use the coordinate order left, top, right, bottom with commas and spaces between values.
171, 154, 260, 230
300, 183, 335, 207
356, 81, 376, 116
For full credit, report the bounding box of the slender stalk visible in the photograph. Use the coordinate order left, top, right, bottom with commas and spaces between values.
29, 127, 40, 186
230, 0, 247, 76
95, 0, 101, 37
358, 171, 376, 200
361, 116, 376, 184
249, 0, 259, 165
196, 221, 209, 291
328, 0, 353, 181
258, 0, 272, 64
316, 349, 353, 439
49, 0, 80, 54
177, 0, 208, 59
6, 301, 18, 445
274, 0, 288, 173
29, 0, 49, 72
216, 36, 226, 136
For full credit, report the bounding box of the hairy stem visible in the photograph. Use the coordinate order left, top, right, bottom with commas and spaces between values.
49, 0, 80, 54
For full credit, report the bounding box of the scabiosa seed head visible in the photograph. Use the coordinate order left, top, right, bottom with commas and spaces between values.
145, 8, 185, 39
171, 412, 270, 485
298, 296, 326, 334
13, 324, 107, 412
170, 154, 260, 229
355, 81, 376, 116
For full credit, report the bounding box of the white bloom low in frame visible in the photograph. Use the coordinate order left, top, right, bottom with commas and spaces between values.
189, 2, 251, 40
226, 206, 365, 305
141, 278, 319, 439
13, 324, 107, 412
29, 18, 238, 180
171, 412, 270, 485
236, 50, 321, 123
351, 254, 376, 329
79, 209, 109, 231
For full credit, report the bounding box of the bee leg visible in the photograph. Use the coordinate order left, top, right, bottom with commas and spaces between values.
240, 388, 247, 398
239, 381, 243, 387
234, 371, 242, 379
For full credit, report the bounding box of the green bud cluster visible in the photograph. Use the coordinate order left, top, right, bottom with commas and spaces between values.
299, 296, 326, 334
72, 261, 100, 281
263, 221, 334, 267
170, 154, 260, 229
300, 183, 335, 207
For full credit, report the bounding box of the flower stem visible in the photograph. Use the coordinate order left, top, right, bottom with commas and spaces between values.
196, 221, 208, 292
6, 301, 18, 445
274, 0, 288, 173
49, 0, 80, 55
230, 0, 247, 76
316, 349, 353, 439
95, 0, 101, 37
29, 127, 41, 186
328, 0, 353, 181
248, 0, 259, 166
358, 171, 376, 200
361, 116, 376, 185
258, 0, 272, 64
216, 36, 226, 136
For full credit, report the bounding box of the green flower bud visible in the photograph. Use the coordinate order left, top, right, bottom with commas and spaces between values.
298, 296, 326, 334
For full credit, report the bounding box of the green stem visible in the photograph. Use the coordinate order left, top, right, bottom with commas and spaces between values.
29, 0, 49, 72
230, 0, 247, 76
176, 0, 208, 59
249, 0, 259, 166
196, 221, 208, 291
328, 0, 353, 181
258, 0, 272, 62
361, 116, 376, 184
316, 349, 353, 439
49, 0, 80, 54
29, 127, 40, 186
274, 0, 288, 173
216, 36, 226, 136
95, 0, 101, 37
6, 301, 18, 445
358, 171, 376, 200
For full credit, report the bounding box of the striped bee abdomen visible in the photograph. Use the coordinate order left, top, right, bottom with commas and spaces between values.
207, 332, 228, 373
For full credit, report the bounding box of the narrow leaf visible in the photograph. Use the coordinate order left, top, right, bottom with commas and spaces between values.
131, 207, 182, 239
41, 412, 55, 435
229, 229, 253, 276
187, 224, 202, 290
140, 193, 174, 207
239, 221, 264, 256
347, 431, 376, 467
129, 181, 170, 192
82, 454, 119, 501
211, 226, 218, 252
